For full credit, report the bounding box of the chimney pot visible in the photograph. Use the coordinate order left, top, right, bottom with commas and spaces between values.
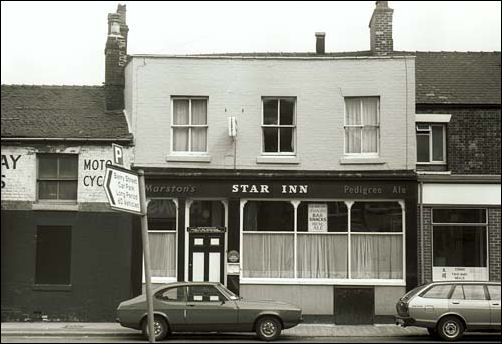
315, 32, 326, 54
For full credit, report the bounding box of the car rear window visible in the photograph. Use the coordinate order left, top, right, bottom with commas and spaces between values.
421, 284, 452, 299
488, 285, 501, 301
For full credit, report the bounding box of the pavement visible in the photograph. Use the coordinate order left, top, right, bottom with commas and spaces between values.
0, 322, 428, 338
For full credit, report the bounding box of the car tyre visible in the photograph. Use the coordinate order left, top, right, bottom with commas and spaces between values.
437, 316, 464, 341
143, 315, 168, 341
256, 316, 282, 341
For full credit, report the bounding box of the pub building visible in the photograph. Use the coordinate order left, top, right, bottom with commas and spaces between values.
124, 1, 419, 323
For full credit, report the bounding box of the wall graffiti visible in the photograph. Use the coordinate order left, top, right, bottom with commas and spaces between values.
1, 154, 22, 188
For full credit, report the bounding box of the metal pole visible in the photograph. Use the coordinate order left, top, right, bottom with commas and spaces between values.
419, 180, 424, 285
138, 169, 155, 343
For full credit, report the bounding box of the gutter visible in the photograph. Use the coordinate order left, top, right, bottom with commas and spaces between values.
1, 137, 133, 143
417, 174, 501, 184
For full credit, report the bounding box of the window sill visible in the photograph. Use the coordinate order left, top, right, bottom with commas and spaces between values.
339, 157, 385, 165
240, 278, 405, 286
33, 284, 72, 292
416, 162, 447, 165
32, 203, 79, 211
256, 156, 300, 164
166, 155, 211, 163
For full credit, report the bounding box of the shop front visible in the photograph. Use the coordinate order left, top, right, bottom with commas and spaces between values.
144, 170, 417, 324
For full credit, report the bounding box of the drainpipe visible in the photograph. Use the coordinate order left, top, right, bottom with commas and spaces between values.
419, 180, 424, 284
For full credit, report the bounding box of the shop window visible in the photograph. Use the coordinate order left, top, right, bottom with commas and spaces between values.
172, 97, 208, 153
351, 202, 403, 279
433, 208, 487, 268
37, 154, 78, 201
35, 226, 72, 285
262, 97, 296, 154
416, 124, 446, 163
297, 202, 348, 278
243, 201, 294, 278
147, 199, 177, 279
344, 97, 380, 155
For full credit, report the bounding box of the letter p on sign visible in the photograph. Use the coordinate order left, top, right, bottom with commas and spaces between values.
112, 144, 124, 168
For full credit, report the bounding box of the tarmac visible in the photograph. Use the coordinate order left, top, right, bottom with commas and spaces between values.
1, 322, 429, 338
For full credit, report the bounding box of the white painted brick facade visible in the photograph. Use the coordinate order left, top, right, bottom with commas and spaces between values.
1, 144, 132, 204
125, 56, 416, 171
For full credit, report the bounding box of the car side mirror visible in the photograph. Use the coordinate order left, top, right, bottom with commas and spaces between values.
221, 299, 226, 305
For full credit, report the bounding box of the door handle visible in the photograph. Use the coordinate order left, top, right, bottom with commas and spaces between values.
187, 304, 195, 307
452, 301, 460, 305
492, 303, 500, 306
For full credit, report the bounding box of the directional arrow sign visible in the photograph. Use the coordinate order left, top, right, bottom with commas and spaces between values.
103, 165, 141, 215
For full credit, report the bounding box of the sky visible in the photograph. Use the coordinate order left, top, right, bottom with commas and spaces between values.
1, 1, 501, 85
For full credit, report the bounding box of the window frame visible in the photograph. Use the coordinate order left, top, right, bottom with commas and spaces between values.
343, 97, 380, 157
36, 154, 78, 203
431, 208, 489, 272
170, 96, 209, 154
261, 97, 297, 156
416, 123, 447, 164
240, 198, 406, 286
145, 198, 178, 283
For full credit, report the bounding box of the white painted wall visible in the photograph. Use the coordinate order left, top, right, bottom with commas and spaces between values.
125, 56, 416, 171
1, 144, 133, 204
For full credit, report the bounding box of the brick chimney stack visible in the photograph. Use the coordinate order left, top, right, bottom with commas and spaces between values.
105, 4, 128, 111
369, 1, 394, 56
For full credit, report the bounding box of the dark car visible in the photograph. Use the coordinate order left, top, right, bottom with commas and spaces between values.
396, 281, 501, 341
116, 281, 303, 341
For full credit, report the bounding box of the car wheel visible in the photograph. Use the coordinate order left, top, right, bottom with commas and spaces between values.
437, 316, 464, 341
256, 316, 282, 341
143, 315, 168, 341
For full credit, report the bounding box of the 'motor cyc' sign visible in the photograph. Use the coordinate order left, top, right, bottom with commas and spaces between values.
104, 165, 141, 215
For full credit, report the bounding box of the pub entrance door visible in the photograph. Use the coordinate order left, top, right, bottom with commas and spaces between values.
187, 200, 226, 284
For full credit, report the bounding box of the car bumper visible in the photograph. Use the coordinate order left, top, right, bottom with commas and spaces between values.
395, 316, 415, 327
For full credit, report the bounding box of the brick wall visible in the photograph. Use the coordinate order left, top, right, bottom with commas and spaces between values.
416, 106, 501, 175
417, 206, 433, 283
489, 207, 501, 281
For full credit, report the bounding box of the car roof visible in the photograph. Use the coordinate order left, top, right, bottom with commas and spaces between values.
426, 281, 500, 286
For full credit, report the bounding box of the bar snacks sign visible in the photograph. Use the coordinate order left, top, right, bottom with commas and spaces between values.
308, 203, 328, 232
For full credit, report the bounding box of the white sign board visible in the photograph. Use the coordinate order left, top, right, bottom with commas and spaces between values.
112, 143, 125, 168
433, 267, 489, 281
308, 203, 328, 232
104, 165, 141, 215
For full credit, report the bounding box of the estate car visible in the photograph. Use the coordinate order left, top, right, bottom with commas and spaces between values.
396, 281, 501, 341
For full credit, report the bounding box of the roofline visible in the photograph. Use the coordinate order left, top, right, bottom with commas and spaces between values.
1, 137, 133, 143
127, 54, 415, 61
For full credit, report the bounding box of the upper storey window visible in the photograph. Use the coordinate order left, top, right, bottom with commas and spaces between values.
172, 97, 208, 153
416, 124, 446, 164
262, 97, 296, 154
344, 97, 380, 156
37, 154, 78, 201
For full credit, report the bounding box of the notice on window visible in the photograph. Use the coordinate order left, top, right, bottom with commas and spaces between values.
308, 203, 328, 232
433, 267, 488, 281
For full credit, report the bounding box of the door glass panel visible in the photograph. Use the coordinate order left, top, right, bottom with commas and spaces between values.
187, 285, 225, 302
451, 285, 465, 299
422, 284, 452, 299
209, 252, 220, 282
190, 201, 225, 227
210, 238, 220, 246
194, 238, 204, 246
192, 253, 204, 281
488, 286, 501, 300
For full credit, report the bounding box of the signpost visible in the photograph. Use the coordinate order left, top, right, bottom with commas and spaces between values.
104, 146, 155, 343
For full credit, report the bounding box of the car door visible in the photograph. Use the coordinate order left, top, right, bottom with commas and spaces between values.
186, 284, 238, 331
449, 284, 491, 329
487, 285, 501, 327
154, 286, 187, 330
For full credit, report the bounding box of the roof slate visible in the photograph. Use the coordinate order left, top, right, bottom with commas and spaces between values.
414, 52, 501, 105
1, 85, 132, 140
